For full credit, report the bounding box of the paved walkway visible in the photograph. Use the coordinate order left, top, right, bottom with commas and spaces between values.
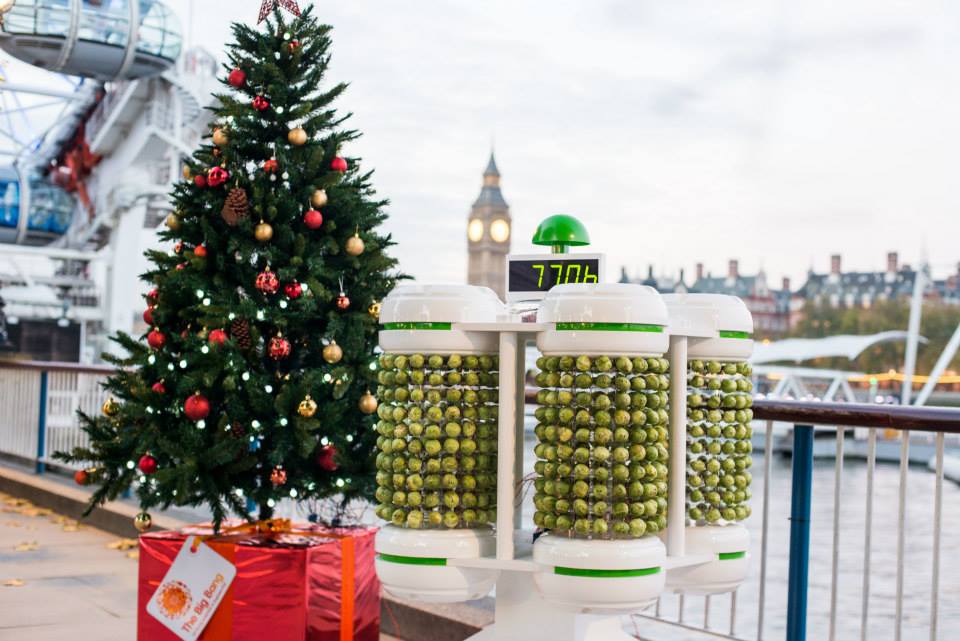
0, 491, 138, 641
0, 491, 400, 641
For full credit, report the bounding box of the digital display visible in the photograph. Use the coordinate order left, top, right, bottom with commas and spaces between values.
508, 258, 601, 293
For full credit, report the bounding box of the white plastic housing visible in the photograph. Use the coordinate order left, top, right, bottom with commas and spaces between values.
536, 283, 670, 356
663, 293, 754, 361
379, 284, 506, 354
375, 526, 499, 603
532, 534, 667, 611
663, 524, 750, 595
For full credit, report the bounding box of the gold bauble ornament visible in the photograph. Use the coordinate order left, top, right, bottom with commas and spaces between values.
165, 213, 181, 231
368, 301, 381, 320
298, 395, 318, 418
134, 512, 152, 533
212, 127, 229, 146
359, 391, 378, 415
0, 1, 17, 16
255, 220, 274, 242
102, 398, 120, 416
288, 127, 308, 146
345, 233, 365, 257
311, 189, 328, 208
322, 341, 343, 364
182, 165, 192, 180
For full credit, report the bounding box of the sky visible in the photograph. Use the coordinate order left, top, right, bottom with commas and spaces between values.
9, 0, 960, 287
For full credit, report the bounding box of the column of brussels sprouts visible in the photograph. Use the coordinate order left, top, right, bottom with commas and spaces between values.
532, 355, 670, 539
374, 353, 499, 529
685, 360, 753, 523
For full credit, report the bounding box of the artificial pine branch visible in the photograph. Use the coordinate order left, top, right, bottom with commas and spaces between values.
56, 4, 405, 531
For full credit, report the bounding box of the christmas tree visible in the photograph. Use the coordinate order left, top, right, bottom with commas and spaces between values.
58, 4, 400, 530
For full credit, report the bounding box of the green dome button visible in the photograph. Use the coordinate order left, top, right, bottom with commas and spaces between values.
531, 215, 591, 254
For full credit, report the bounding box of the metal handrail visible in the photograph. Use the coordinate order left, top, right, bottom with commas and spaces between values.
752, 399, 960, 432
0, 359, 115, 375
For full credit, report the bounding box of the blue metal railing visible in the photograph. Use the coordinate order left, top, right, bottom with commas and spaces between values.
786, 425, 814, 641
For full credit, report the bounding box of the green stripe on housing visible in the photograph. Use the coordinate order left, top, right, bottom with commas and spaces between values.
554, 566, 661, 578
381, 322, 453, 331
555, 322, 665, 333
719, 330, 752, 340
377, 553, 447, 566
718, 551, 747, 561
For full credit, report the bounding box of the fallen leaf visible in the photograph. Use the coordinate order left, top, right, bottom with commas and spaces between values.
20, 507, 52, 518
126, 551, 140, 560
3, 579, 25, 587
106, 538, 138, 551
14, 541, 39, 552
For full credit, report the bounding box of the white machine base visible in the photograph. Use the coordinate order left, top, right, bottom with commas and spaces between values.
664, 524, 750, 595
375, 526, 499, 603
465, 571, 644, 641
532, 534, 666, 612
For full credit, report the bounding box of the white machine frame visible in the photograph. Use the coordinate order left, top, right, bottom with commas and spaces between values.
429, 319, 719, 641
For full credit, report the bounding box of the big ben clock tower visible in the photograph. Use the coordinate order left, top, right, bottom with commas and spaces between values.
467, 152, 512, 299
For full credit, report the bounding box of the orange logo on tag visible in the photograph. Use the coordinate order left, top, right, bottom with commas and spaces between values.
157, 580, 193, 619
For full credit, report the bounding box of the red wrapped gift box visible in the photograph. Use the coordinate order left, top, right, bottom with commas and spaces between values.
137, 523, 380, 641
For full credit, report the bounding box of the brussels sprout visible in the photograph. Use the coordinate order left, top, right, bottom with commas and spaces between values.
574, 374, 593, 389
572, 480, 590, 498
594, 374, 613, 389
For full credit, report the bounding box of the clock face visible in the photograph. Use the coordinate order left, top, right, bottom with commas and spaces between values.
467, 219, 484, 242
490, 219, 510, 243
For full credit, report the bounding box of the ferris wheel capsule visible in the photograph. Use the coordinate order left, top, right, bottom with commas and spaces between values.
0, 0, 182, 81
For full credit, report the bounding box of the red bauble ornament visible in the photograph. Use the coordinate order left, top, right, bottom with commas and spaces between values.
303, 209, 323, 229
228, 68, 246, 88
147, 329, 166, 350
174, 241, 184, 254
270, 466, 287, 487
331, 156, 348, 173
176, 263, 188, 271
184, 393, 211, 421
143, 306, 154, 325
147, 288, 159, 303
268, 335, 292, 361
288, 40, 301, 52
284, 281, 303, 299
138, 454, 158, 475
208, 329, 228, 346
317, 445, 338, 471
336, 295, 350, 311
207, 166, 229, 188
194, 244, 207, 258
253, 96, 270, 112
256, 269, 280, 295
263, 158, 279, 174
194, 174, 207, 188
152, 381, 166, 394
73, 469, 89, 486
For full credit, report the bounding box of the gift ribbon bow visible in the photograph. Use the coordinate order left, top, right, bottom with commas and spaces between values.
189, 519, 357, 641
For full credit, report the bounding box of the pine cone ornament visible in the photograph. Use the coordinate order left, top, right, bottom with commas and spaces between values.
221, 188, 249, 226
230, 318, 252, 349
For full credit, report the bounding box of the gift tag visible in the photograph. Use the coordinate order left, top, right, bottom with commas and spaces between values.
146, 536, 236, 641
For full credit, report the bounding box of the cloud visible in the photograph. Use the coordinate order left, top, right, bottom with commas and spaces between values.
4, 0, 959, 286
